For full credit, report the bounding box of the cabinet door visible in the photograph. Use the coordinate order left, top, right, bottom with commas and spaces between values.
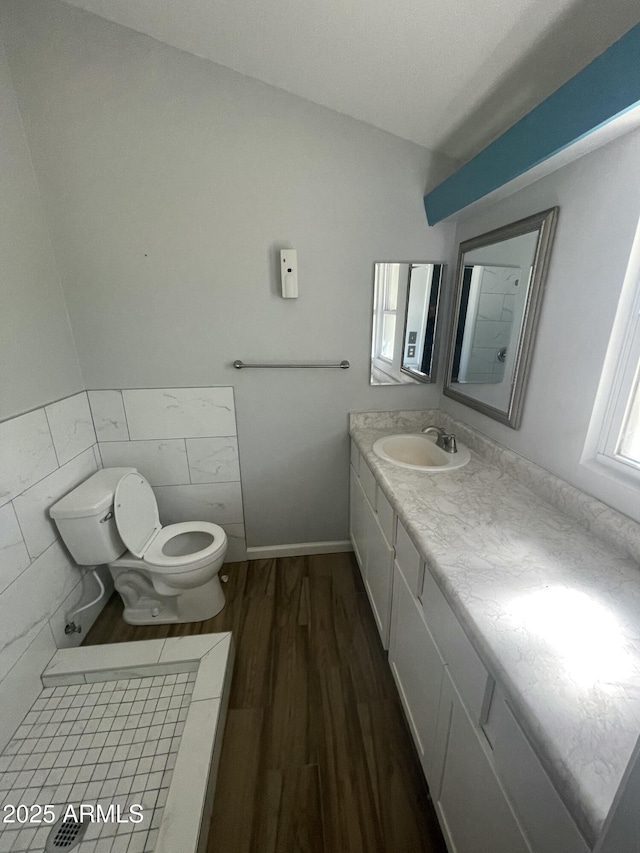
395, 519, 423, 594
389, 562, 444, 786
487, 689, 589, 853
349, 467, 368, 577
433, 670, 531, 853
364, 511, 393, 648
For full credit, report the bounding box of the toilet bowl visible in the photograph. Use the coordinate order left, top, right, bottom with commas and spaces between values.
49, 468, 228, 626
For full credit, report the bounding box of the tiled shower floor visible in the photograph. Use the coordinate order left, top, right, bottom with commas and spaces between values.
0, 671, 195, 853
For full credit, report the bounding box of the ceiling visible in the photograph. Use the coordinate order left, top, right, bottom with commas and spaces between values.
60, 0, 640, 162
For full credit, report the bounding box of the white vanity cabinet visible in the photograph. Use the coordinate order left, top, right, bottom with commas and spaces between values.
349, 442, 394, 648
389, 535, 533, 853
432, 669, 532, 853
483, 688, 590, 853
349, 441, 590, 853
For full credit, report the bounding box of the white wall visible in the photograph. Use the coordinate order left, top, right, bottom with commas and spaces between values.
1, 0, 455, 548
0, 39, 82, 420
442, 128, 640, 524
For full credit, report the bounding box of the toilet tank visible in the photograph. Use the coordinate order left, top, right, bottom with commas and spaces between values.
50, 467, 137, 565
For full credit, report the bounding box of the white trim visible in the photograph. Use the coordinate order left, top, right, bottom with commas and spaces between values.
246, 540, 353, 559
583, 214, 640, 490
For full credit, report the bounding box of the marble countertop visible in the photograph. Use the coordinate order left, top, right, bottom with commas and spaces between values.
350, 423, 640, 847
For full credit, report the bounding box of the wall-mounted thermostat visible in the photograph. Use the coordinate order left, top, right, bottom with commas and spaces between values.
280, 249, 298, 298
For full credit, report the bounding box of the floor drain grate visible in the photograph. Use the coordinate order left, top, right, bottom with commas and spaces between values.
45, 816, 88, 851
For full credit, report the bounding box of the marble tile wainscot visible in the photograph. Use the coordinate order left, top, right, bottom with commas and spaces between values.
349, 410, 640, 853
88, 388, 247, 562
0, 392, 114, 753
0, 384, 246, 755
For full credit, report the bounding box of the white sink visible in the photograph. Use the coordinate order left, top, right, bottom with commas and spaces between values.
372, 433, 471, 472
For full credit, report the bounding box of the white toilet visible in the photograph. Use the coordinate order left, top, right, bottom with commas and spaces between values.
50, 467, 228, 625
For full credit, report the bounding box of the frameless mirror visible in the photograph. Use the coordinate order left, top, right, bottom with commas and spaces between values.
444, 208, 558, 428
370, 262, 443, 385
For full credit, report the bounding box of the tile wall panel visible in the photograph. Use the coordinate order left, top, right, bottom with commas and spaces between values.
98, 440, 189, 487
13, 447, 98, 560
45, 393, 97, 466
48, 567, 113, 652
0, 395, 108, 743
0, 624, 58, 754
88, 391, 130, 442
221, 523, 247, 562
185, 437, 241, 483
0, 541, 86, 684
122, 388, 236, 439
92, 387, 246, 561
0, 384, 245, 744
0, 503, 31, 595
153, 483, 243, 527
0, 410, 58, 506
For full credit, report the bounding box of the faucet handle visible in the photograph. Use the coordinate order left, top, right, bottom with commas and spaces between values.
442, 433, 458, 454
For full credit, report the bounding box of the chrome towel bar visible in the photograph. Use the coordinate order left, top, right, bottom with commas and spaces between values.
233, 359, 350, 370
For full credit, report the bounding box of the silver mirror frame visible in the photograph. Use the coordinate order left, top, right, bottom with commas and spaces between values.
443, 207, 559, 429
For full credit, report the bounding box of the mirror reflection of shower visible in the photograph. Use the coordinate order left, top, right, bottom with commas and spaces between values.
452, 264, 522, 385
370, 262, 443, 385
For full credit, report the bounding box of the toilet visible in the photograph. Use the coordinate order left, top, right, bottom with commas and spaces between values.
50, 467, 228, 625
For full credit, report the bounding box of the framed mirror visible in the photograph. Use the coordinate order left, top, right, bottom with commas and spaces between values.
444, 208, 558, 428
370, 262, 444, 385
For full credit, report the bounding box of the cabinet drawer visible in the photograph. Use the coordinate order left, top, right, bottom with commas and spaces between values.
376, 488, 395, 548
421, 564, 489, 722
487, 689, 589, 853
359, 459, 377, 509
350, 439, 360, 475
395, 520, 422, 594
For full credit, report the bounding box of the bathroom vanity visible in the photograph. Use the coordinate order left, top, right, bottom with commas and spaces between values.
349, 410, 640, 853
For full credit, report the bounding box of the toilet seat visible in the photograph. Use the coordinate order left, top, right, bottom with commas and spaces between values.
144, 521, 227, 568
114, 473, 226, 570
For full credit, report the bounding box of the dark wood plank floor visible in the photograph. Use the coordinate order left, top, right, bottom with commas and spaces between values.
84, 552, 447, 853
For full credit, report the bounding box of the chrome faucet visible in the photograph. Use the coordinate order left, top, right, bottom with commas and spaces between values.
421, 424, 458, 454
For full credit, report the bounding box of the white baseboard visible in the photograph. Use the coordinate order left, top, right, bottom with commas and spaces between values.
246, 541, 353, 560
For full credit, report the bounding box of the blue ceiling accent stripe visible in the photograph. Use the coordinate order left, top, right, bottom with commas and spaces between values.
424, 22, 640, 224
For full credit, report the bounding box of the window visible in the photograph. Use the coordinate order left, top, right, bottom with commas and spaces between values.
620, 373, 640, 464
371, 263, 442, 385
599, 305, 640, 472
380, 267, 399, 361
586, 220, 640, 485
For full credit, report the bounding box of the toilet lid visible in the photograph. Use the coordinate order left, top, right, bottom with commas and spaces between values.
114, 472, 161, 558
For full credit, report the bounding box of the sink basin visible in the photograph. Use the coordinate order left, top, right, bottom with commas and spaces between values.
372, 433, 471, 472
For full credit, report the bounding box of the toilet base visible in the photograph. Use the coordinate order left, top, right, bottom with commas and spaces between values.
111, 568, 226, 625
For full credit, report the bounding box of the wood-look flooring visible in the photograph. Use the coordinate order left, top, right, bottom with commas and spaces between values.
84, 552, 447, 853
